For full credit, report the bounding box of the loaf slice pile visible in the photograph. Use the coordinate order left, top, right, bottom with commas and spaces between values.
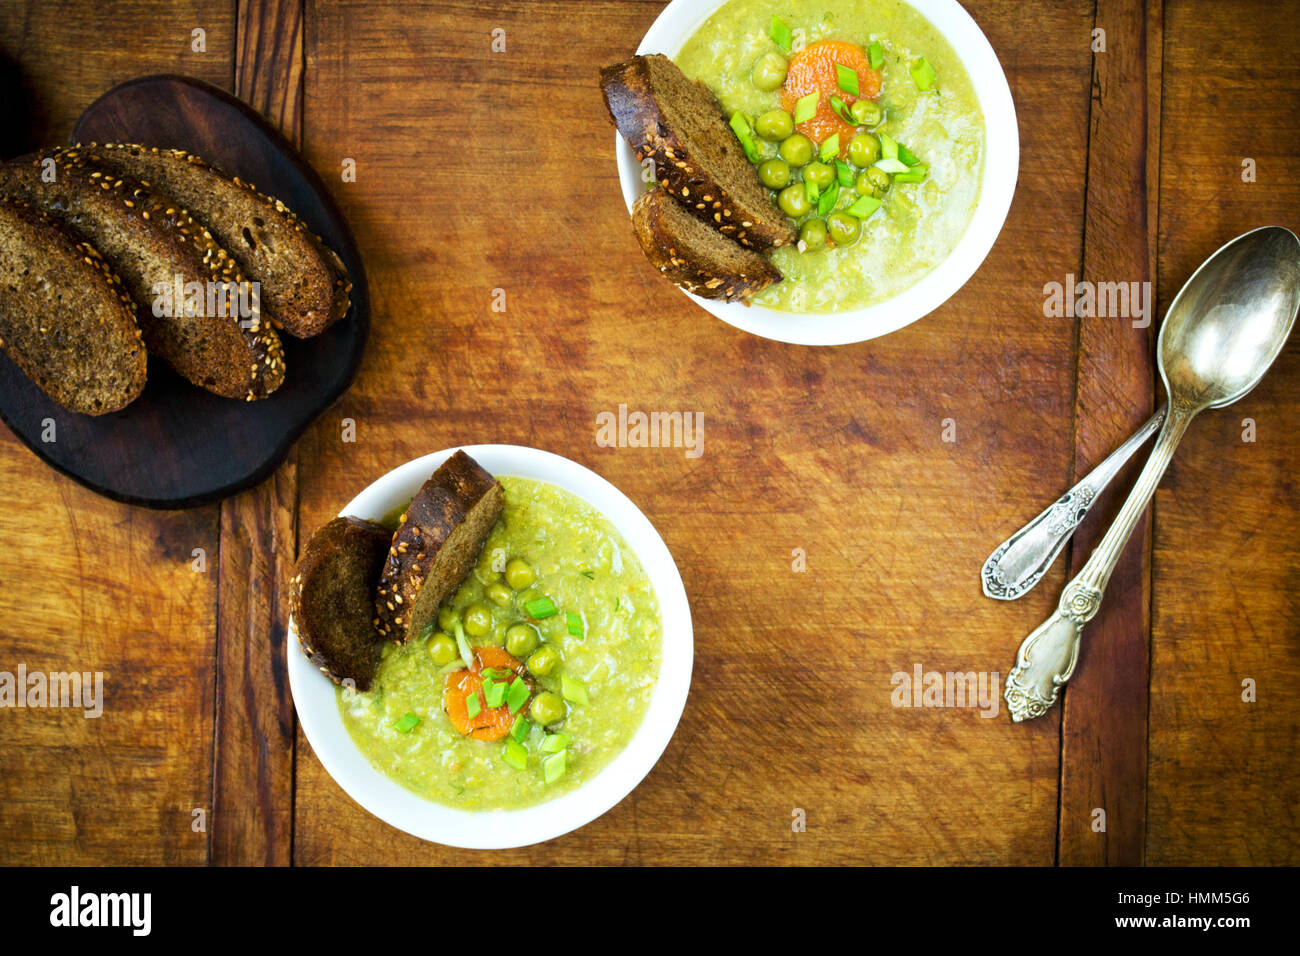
0, 141, 351, 414
601, 53, 794, 303
290, 451, 505, 690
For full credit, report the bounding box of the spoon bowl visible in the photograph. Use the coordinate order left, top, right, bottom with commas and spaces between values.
1159, 226, 1300, 412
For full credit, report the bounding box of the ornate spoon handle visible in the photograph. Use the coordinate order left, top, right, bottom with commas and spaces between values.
982, 406, 1167, 600
1004, 405, 1194, 721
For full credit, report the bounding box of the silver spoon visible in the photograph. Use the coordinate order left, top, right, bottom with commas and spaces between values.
982, 405, 1167, 600
1004, 226, 1300, 722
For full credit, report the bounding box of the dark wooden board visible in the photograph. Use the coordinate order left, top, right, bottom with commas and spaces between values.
0, 73, 368, 508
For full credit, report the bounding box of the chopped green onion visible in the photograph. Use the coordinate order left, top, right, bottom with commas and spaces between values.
878, 131, 899, 162
464, 690, 481, 720
819, 133, 840, 162
729, 111, 762, 163
540, 733, 571, 754
416, 621, 436, 642
543, 749, 567, 784
793, 91, 819, 125
910, 57, 937, 91
453, 620, 474, 670
506, 676, 530, 714
847, 195, 881, 218
395, 712, 420, 733
817, 182, 839, 216
579, 570, 595, 580
510, 714, 530, 743
561, 676, 590, 706
502, 738, 528, 770
828, 94, 856, 125
566, 611, 583, 637
868, 40, 884, 70
892, 164, 928, 184
804, 178, 819, 203
524, 597, 557, 620
770, 15, 793, 52
897, 143, 921, 167
835, 160, 855, 187
873, 157, 909, 174
480, 667, 509, 681
835, 63, 859, 96
484, 679, 507, 709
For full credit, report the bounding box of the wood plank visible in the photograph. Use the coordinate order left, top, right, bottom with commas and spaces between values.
1057, 0, 1160, 866
1146, 0, 1300, 865
291, 0, 1091, 864
0, 0, 234, 865
209, 0, 303, 866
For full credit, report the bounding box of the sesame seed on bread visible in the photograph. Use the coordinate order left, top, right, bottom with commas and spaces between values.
601, 53, 797, 251
0, 197, 146, 414
375, 450, 505, 643
632, 186, 782, 303
83, 143, 351, 339
291, 515, 393, 691
0, 146, 285, 401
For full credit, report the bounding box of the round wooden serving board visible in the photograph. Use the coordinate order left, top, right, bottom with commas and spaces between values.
0, 74, 369, 508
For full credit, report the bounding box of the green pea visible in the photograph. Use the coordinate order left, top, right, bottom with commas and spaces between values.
428, 633, 458, 666
757, 158, 791, 189
777, 133, 814, 168
827, 211, 861, 246
847, 133, 881, 168
463, 603, 492, 637
529, 691, 566, 726
803, 161, 835, 191
526, 645, 561, 678
777, 183, 811, 218
504, 558, 535, 590
505, 623, 540, 658
856, 166, 891, 197
437, 605, 459, 632
850, 99, 883, 127
751, 51, 788, 92
485, 582, 512, 608
799, 218, 828, 250
754, 109, 794, 142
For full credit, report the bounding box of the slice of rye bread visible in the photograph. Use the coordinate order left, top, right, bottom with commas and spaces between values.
290, 515, 392, 690
0, 198, 146, 414
600, 53, 796, 251
375, 450, 505, 642
84, 143, 351, 339
632, 186, 781, 303
0, 146, 285, 401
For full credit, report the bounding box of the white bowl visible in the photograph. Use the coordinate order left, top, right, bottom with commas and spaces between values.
615, 0, 1019, 346
288, 445, 694, 849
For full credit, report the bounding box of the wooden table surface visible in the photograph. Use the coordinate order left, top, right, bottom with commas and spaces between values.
0, 0, 1296, 866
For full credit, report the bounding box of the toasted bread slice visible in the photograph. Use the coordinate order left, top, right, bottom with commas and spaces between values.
601, 54, 796, 251
0, 198, 146, 414
290, 515, 392, 691
632, 187, 781, 302
375, 450, 504, 642
84, 143, 351, 339
0, 147, 285, 400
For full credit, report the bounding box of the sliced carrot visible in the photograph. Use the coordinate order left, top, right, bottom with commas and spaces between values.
780, 40, 882, 156
444, 646, 531, 742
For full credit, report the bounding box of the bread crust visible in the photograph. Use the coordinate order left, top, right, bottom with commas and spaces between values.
632, 188, 781, 303
601, 54, 797, 251
375, 450, 505, 642
290, 515, 391, 690
0, 147, 285, 400
84, 143, 351, 339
